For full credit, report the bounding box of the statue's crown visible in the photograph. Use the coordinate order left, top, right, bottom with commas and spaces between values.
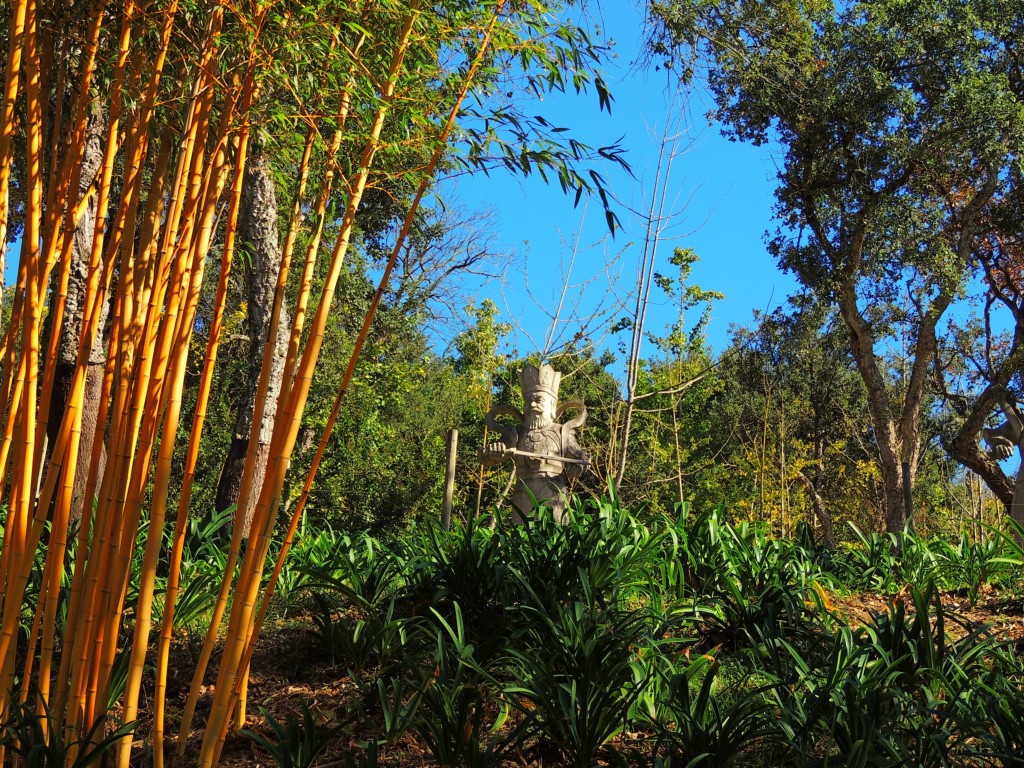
519, 363, 561, 398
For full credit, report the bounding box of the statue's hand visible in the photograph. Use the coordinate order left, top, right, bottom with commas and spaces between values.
564, 461, 586, 480
984, 431, 1016, 460
992, 442, 1015, 460
563, 451, 589, 480
479, 442, 512, 465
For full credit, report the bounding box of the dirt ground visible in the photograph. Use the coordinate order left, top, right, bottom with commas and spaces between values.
830, 588, 1024, 644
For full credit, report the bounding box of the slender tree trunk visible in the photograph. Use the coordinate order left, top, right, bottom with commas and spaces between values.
441, 428, 458, 530
760, 384, 769, 519
615, 101, 683, 487
216, 153, 290, 538
45, 103, 108, 520
779, 416, 786, 535
797, 469, 835, 546
836, 275, 934, 534
671, 396, 685, 505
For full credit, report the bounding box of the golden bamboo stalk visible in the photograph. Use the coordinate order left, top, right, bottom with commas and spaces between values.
223, 1, 507, 735
31, 0, 107, 417
92, 15, 242, 715
0, 0, 28, 254
195, 7, 422, 761
181, 122, 327, 741
0, 269, 27, 534
114, 176, 232, 761
39, 1, 145, 732
278, 30, 367, 407
150, 120, 246, 768
174, 30, 289, 755
52, 131, 175, 718
80, 92, 234, 731
0, 0, 44, 712
116, 87, 252, 768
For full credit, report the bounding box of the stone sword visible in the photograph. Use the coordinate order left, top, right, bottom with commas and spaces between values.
505, 447, 589, 465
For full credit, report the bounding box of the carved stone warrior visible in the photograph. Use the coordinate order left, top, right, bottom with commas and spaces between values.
479, 364, 589, 523
983, 393, 1024, 529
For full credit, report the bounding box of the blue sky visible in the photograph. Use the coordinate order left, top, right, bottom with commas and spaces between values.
441, 0, 799, 366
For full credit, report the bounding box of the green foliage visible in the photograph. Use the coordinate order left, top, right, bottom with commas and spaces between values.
667, 508, 835, 654
302, 532, 407, 611
708, 299, 876, 533
410, 516, 508, 628
309, 594, 418, 675
371, 673, 421, 744
0, 700, 134, 768
298, 330, 469, 533
830, 520, 1024, 601
771, 581, 1024, 766
508, 585, 655, 768
187, 492, 1024, 766
831, 523, 907, 593
151, 505, 235, 637
406, 497, 678, 652
650, 654, 784, 767
411, 606, 519, 768
241, 703, 345, 768
453, 300, 510, 402
271, 524, 342, 618
301, 534, 418, 675
930, 531, 1023, 605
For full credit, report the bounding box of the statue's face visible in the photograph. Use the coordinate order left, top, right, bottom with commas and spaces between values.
525, 390, 556, 426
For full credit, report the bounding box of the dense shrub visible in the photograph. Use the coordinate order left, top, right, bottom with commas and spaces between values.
240, 495, 1024, 767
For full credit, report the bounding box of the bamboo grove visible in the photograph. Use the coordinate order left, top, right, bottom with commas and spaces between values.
0, 0, 615, 764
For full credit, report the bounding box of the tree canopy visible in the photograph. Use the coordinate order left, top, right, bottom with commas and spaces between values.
651, 0, 1024, 530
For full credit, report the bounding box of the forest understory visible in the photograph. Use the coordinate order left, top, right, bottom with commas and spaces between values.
39, 500, 1021, 768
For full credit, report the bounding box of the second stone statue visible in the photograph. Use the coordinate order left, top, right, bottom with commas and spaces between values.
479, 363, 590, 523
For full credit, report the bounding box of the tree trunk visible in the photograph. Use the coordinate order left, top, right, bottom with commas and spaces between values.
441, 428, 458, 530
944, 431, 1014, 507
45, 104, 108, 521
835, 275, 945, 534
879, 457, 906, 534
215, 153, 290, 538
796, 469, 835, 547
835, 280, 902, 532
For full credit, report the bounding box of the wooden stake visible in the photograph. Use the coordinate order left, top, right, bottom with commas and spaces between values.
442, 429, 459, 530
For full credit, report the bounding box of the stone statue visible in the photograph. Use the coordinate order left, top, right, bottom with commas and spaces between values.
982, 392, 1024, 529
983, 397, 1021, 460
479, 364, 589, 523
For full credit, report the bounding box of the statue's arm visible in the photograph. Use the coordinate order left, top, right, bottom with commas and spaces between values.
984, 393, 1024, 460
983, 426, 1016, 460
997, 395, 1024, 441
561, 428, 589, 480
479, 427, 517, 466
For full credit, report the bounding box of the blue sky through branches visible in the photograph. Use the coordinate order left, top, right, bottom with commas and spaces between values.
442, 0, 797, 365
